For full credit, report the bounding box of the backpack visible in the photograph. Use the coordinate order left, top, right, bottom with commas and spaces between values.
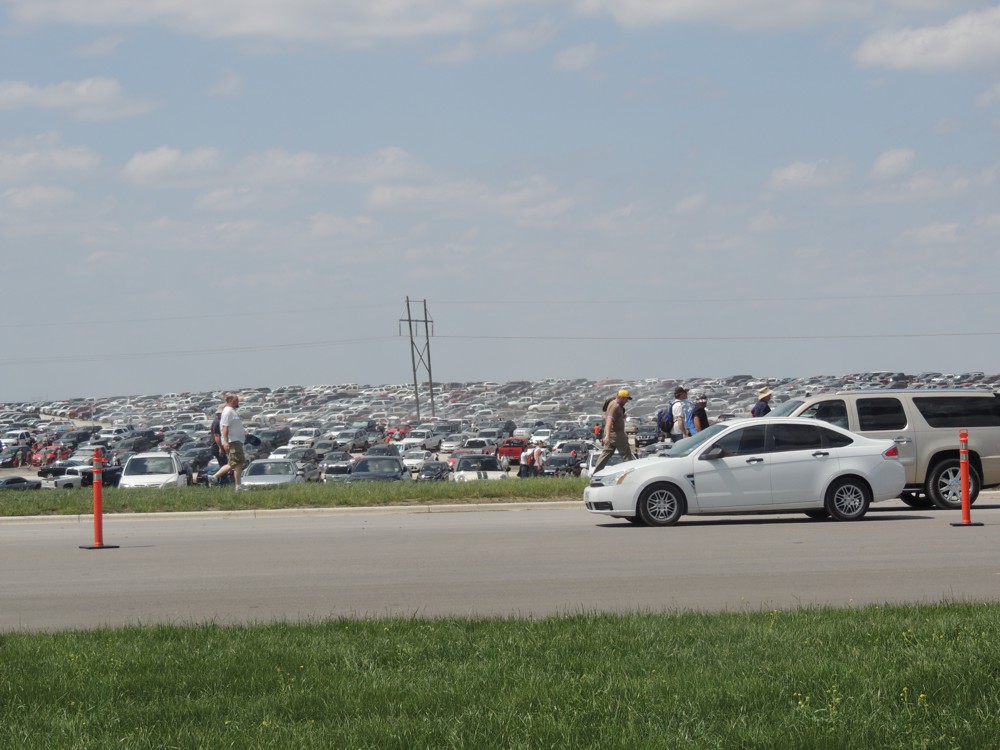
657, 402, 675, 434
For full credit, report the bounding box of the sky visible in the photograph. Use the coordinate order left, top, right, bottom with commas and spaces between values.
2, 0, 999, 402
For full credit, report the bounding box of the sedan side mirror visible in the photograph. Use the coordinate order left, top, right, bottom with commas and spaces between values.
701, 445, 727, 460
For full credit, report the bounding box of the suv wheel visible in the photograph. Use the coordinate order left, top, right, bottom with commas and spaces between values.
926, 459, 980, 510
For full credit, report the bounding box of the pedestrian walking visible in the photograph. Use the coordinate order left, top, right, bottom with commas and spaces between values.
592, 389, 636, 474
209, 403, 227, 479
210, 393, 246, 490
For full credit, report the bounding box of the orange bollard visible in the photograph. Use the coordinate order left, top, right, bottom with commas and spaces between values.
81, 449, 119, 550
951, 429, 983, 528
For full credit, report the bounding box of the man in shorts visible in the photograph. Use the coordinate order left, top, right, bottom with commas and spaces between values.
210, 392, 246, 490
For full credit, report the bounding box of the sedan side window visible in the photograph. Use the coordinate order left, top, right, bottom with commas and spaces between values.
711, 425, 766, 456
770, 424, 823, 452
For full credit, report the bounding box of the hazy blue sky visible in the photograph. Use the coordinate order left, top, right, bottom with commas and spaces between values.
2, 1, 999, 401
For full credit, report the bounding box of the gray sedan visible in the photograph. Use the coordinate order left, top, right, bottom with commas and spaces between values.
240, 459, 305, 489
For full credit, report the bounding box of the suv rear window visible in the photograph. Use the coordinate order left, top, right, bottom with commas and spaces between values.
912, 396, 1000, 427
857, 398, 907, 431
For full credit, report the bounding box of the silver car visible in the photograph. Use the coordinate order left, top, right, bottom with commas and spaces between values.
241, 459, 305, 489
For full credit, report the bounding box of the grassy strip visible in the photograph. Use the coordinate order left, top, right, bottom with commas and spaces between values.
0, 477, 588, 516
1, 603, 997, 748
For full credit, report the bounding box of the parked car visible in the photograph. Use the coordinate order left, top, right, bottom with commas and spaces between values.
346, 456, 409, 482
365, 443, 401, 457
438, 434, 466, 453
461, 437, 497, 456
415, 460, 451, 481
0, 446, 26, 468
402, 449, 434, 473
331, 428, 370, 453
118, 452, 190, 489
497, 437, 530, 465
584, 417, 905, 526
0, 475, 42, 490
241, 459, 306, 489
541, 453, 582, 477
770, 389, 1000, 509
451, 454, 507, 481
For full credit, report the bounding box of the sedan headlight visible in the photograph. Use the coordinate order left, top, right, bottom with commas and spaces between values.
590, 467, 635, 487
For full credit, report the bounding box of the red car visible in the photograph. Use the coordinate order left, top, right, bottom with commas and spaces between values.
32, 445, 72, 466
497, 437, 530, 464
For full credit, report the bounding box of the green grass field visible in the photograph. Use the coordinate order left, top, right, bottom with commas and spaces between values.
0, 476, 588, 516
2, 604, 997, 749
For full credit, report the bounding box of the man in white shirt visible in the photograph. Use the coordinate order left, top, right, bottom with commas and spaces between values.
211, 393, 246, 490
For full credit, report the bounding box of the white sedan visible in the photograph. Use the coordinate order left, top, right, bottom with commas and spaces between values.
452, 454, 507, 481
402, 449, 434, 473
584, 417, 904, 526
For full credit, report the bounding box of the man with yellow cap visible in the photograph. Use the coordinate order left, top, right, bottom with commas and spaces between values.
593, 388, 636, 474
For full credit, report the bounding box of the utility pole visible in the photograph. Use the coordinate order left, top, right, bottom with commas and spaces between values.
400, 297, 435, 421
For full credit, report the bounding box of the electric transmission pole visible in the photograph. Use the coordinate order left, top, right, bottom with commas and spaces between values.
400, 297, 435, 421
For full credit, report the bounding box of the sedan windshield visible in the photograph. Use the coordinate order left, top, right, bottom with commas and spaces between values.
662, 423, 729, 457
124, 457, 176, 475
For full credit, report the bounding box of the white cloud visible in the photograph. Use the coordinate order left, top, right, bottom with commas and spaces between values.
766, 159, 851, 190
0, 77, 153, 121
123, 146, 222, 185
871, 148, 915, 180
855, 6, 1000, 71
8, 0, 488, 42
307, 213, 375, 240
0, 133, 101, 184
573, 0, 978, 31
196, 187, 255, 211
73, 36, 122, 58
554, 43, 598, 72
673, 192, 707, 213
1, 185, 75, 211
902, 222, 960, 244
978, 83, 1000, 107
366, 173, 572, 223
209, 70, 244, 98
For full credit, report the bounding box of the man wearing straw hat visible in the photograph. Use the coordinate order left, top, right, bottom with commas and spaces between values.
751, 386, 774, 417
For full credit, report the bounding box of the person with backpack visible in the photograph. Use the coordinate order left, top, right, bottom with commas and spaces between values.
593, 389, 636, 474
666, 385, 692, 443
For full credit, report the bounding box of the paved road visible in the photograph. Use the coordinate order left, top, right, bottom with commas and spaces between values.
2, 498, 998, 632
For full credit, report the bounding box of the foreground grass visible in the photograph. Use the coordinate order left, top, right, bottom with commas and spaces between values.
2, 603, 998, 749
0, 476, 587, 516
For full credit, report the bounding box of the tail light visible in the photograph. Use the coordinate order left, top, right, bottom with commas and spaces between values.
883, 446, 899, 459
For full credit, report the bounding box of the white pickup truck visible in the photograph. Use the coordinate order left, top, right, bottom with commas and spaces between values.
40, 465, 88, 489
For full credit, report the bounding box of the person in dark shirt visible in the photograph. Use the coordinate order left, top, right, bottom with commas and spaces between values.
691, 393, 710, 433
751, 386, 773, 417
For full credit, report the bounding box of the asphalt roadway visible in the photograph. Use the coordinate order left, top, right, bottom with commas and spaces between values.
1, 495, 998, 632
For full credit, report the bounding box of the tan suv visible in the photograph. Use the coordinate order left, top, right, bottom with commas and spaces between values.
770, 389, 1000, 509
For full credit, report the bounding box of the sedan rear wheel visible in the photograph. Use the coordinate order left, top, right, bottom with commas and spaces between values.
637, 483, 684, 527
825, 477, 871, 521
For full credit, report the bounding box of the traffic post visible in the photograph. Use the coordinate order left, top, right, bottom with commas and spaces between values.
80, 448, 119, 550
950, 429, 983, 528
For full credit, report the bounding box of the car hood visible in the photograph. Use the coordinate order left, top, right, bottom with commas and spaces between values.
119, 474, 179, 488
242, 475, 303, 487
347, 472, 405, 481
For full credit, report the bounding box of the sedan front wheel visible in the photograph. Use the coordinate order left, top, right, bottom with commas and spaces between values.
825, 477, 871, 521
637, 483, 684, 527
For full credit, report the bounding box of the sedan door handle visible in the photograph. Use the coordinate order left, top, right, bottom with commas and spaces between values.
745, 457, 764, 464
812, 451, 829, 458
894, 437, 913, 444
